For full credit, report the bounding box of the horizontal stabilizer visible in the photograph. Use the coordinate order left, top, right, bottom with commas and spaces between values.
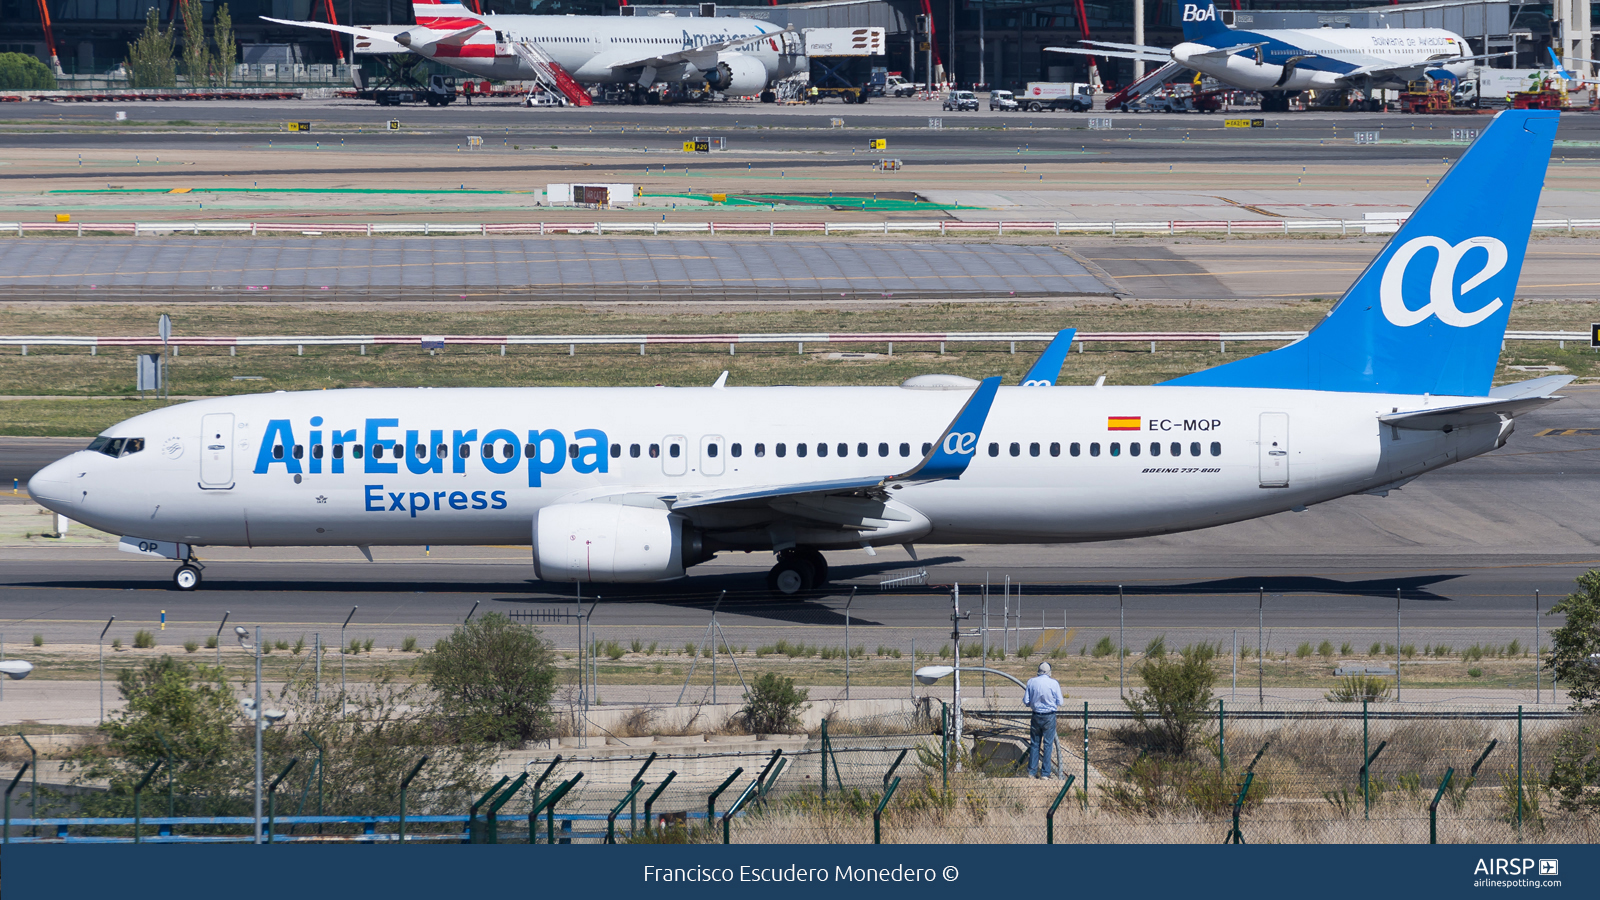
1380, 393, 1567, 431
1488, 373, 1576, 400
1046, 46, 1169, 63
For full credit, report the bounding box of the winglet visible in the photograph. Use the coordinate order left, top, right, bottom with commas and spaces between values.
890, 376, 1002, 483
1020, 329, 1076, 386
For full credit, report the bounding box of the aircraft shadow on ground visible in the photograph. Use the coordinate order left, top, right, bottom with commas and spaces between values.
1028, 574, 1466, 603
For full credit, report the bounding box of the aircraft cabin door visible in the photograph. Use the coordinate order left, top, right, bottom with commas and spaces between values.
199, 413, 235, 489
1258, 412, 1290, 488
662, 435, 688, 476
701, 435, 725, 476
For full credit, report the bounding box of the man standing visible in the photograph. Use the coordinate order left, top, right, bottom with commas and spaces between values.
1023, 662, 1063, 779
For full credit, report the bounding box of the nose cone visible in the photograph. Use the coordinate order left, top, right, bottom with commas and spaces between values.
28, 456, 78, 511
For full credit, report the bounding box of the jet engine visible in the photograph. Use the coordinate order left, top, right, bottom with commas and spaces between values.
705, 53, 769, 94
533, 503, 711, 583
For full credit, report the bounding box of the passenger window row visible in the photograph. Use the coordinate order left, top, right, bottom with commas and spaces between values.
266, 439, 1222, 464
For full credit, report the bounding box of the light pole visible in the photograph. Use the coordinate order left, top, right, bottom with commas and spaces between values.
340, 606, 357, 717
99, 616, 115, 724
949, 585, 967, 767
239, 625, 262, 844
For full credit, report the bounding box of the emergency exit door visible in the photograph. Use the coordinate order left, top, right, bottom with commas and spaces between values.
1258, 412, 1290, 488
199, 413, 235, 488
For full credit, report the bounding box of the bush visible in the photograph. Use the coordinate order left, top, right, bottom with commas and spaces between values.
1295, 642, 1313, 659
133, 630, 155, 649
1316, 640, 1334, 660
647, 641, 657, 655
423, 613, 557, 744
739, 672, 809, 734
292, 636, 305, 656
204, 635, 217, 649
348, 639, 361, 656
630, 639, 643, 654
1468, 667, 1484, 678
363, 638, 374, 654
31, 634, 43, 647
1179, 642, 1217, 662
273, 640, 289, 652
1549, 570, 1600, 709
183, 640, 198, 653
112, 638, 122, 650
1339, 642, 1352, 656
0, 52, 56, 90
1324, 675, 1391, 703
1369, 642, 1383, 656
1124, 654, 1216, 755
1144, 635, 1166, 659
401, 636, 418, 652
1401, 644, 1416, 659
1092, 637, 1115, 658
126, 9, 176, 87
1017, 642, 1035, 659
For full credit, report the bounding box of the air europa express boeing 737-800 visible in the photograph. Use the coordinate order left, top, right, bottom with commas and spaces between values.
28, 111, 1569, 595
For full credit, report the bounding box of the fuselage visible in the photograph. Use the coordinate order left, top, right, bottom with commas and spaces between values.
29, 383, 1502, 556
385, 13, 804, 87
1174, 27, 1473, 91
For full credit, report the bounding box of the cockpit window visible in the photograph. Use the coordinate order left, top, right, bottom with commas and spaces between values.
88, 436, 144, 458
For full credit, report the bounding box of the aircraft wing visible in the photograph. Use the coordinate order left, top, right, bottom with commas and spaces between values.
603, 26, 797, 69
1339, 51, 1507, 84
260, 15, 405, 42
1046, 46, 1169, 63
1189, 41, 1265, 59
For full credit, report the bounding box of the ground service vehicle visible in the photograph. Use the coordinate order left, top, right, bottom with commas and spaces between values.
885, 74, 920, 96
1021, 81, 1094, 111
989, 89, 1019, 110
943, 90, 979, 110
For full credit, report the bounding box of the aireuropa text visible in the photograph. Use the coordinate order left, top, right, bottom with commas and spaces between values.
641, 866, 943, 883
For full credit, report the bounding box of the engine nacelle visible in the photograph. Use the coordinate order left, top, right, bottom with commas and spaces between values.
705, 53, 769, 95
533, 503, 708, 583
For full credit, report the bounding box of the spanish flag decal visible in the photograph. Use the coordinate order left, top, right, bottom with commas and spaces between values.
1107, 416, 1141, 431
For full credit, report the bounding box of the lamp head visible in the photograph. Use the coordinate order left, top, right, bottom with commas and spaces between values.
0, 660, 33, 680
914, 665, 955, 686
234, 625, 252, 648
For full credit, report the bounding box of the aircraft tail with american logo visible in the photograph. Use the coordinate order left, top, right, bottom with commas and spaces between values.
1163, 109, 1557, 397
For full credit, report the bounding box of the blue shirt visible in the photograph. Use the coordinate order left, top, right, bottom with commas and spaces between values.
1023, 674, 1063, 713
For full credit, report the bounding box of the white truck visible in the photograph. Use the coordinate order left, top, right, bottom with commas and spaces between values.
1020, 81, 1095, 112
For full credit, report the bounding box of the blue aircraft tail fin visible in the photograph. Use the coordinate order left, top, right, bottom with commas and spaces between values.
1162, 109, 1556, 398
1549, 48, 1577, 81
1180, 0, 1230, 41
1020, 329, 1076, 386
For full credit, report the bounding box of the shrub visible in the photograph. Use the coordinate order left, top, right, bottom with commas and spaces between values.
683, 642, 697, 657
1325, 675, 1392, 703
1468, 667, 1484, 678
1369, 642, 1383, 656
422, 612, 558, 743
1507, 638, 1523, 657
1180, 642, 1217, 662
739, 672, 809, 734
183, 640, 198, 653
604, 640, 625, 661
401, 636, 418, 652
961, 643, 983, 659
1383, 643, 1397, 657
647, 641, 658, 655
1339, 642, 1352, 656
986, 645, 1004, 660
31, 634, 43, 647
348, 638, 361, 656
1144, 635, 1166, 659
1316, 640, 1334, 660
1124, 654, 1216, 755
112, 638, 122, 650
1401, 644, 1416, 659
363, 638, 374, 654
848, 645, 865, 659
273, 640, 289, 651
630, 639, 643, 654
292, 635, 305, 656
1017, 642, 1035, 659
1295, 642, 1313, 659
937, 643, 950, 658
133, 630, 155, 649
1091, 636, 1115, 658
1432, 644, 1452, 657
204, 635, 217, 649
0, 52, 57, 90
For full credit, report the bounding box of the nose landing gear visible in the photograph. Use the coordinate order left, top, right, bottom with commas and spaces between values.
765, 547, 831, 596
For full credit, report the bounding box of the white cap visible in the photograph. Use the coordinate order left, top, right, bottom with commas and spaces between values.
1038, 662, 1051, 676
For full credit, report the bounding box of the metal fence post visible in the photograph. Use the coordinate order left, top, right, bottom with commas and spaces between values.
3, 762, 29, 844
1082, 701, 1089, 806
1429, 767, 1455, 844
265, 758, 299, 845
642, 771, 677, 835
1045, 774, 1077, 844
398, 755, 429, 844
527, 755, 563, 843
1362, 700, 1369, 820
707, 767, 744, 829
873, 776, 902, 845
486, 772, 529, 844
1516, 705, 1524, 836
17, 734, 36, 836
607, 781, 647, 844
545, 774, 583, 844
1218, 700, 1226, 774
721, 778, 761, 845
821, 718, 830, 801
1224, 772, 1255, 844
883, 748, 908, 790
940, 703, 948, 791
468, 776, 509, 845
132, 759, 163, 844
303, 731, 325, 834
1464, 740, 1498, 797
629, 751, 658, 838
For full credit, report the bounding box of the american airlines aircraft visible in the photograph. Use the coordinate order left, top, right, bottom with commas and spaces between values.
28, 111, 1567, 596
1050, 0, 1497, 110
265, 0, 809, 102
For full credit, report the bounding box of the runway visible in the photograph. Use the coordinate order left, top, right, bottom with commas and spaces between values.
1, 386, 1595, 642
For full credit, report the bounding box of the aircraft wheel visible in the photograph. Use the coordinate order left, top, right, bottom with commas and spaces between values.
793, 547, 830, 586
767, 558, 815, 596
173, 565, 201, 591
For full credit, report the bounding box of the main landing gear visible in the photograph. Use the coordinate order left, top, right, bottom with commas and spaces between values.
766, 547, 830, 596
173, 558, 204, 591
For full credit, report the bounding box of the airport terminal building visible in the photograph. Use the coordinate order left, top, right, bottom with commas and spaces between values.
0, 0, 1576, 90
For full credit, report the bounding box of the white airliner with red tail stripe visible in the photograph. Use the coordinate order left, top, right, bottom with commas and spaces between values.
265, 0, 807, 100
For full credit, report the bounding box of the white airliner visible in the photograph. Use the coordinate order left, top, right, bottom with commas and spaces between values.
29, 111, 1567, 595
265, 0, 811, 102
1051, 0, 1498, 110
